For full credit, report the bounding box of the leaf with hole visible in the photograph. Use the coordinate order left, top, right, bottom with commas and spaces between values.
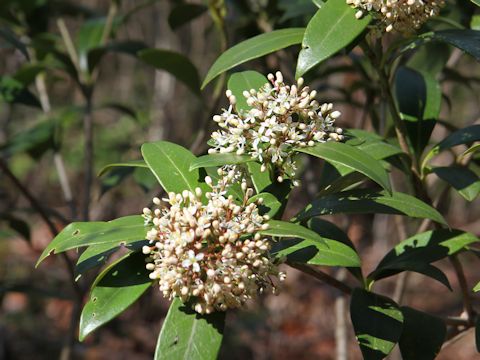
79, 252, 152, 341
155, 297, 225, 359
36, 215, 147, 266
350, 288, 404, 360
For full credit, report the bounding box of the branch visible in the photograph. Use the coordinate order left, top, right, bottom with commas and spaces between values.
289, 262, 352, 295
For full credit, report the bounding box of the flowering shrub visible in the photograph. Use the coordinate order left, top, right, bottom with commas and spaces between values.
8, 0, 477, 359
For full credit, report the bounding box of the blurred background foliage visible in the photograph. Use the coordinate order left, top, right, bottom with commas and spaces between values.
1, 0, 480, 359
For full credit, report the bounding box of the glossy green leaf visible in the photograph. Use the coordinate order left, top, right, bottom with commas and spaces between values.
474, 281, 480, 292
36, 216, 146, 266
294, 189, 446, 225
155, 297, 225, 359
296, 142, 392, 193
430, 30, 480, 61
168, 3, 207, 30
260, 220, 326, 245
399, 307, 446, 360
369, 229, 478, 288
98, 160, 148, 177
202, 28, 305, 88
422, 124, 480, 170
79, 252, 152, 341
271, 218, 361, 267
139, 49, 201, 95
190, 153, 253, 171
350, 288, 404, 360
296, 0, 371, 77
394, 66, 440, 154
471, 0, 480, 7
75, 240, 148, 277
227, 71, 268, 112
247, 161, 272, 193
248, 193, 282, 218
141, 141, 201, 194
432, 166, 480, 201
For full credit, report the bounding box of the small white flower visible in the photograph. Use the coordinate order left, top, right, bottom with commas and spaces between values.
182, 250, 204, 272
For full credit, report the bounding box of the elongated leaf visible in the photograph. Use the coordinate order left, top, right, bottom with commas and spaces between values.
422, 124, 480, 169
79, 252, 152, 341
141, 141, 201, 194
394, 66, 440, 154
296, 1, 371, 77
350, 288, 404, 360
139, 49, 200, 95
190, 153, 253, 171
474, 281, 480, 292
431, 30, 480, 61
155, 298, 225, 359
0, 27, 29, 59
98, 160, 148, 177
227, 71, 268, 112
296, 142, 392, 193
202, 28, 305, 88
432, 166, 480, 201
37, 216, 146, 266
294, 189, 446, 225
399, 307, 446, 360
369, 229, 478, 287
260, 220, 326, 245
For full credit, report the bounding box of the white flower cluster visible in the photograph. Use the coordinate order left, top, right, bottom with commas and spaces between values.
347, 0, 445, 33
209, 71, 343, 182
142, 182, 285, 314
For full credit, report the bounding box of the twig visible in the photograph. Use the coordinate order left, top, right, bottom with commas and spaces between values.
56, 19, 80, 74
450, 255, 475, 325
289, 262, 352, 295
82, 95, 94, 221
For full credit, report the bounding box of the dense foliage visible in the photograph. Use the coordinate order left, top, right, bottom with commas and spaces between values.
2, 0, 480, 359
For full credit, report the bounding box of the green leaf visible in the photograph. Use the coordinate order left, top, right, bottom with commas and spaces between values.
190, 153, 253, 171
98, 160, 148, 177
202, 28, 305, 88
141, 141, 201, 194
296, 142, 392, 193
271, 218, 361, 267
248, 193, 282, 218
422, 124, 480, 170
155, 298, 225, 359
462, 143, 480, 157
227, 71, 268, 112
430, 30, 480, 61
0, 76, 41, 108
369, 229, 478, 288
139, 49, 201, 95
168, 3, 207, 30
0, 27, 29, 59
432, 166, 480, 201
79, 252, 152, 341
75, 240, 147, 277
474, 281, 480, 292
394, 66, 440, 154
399, 307, 446, 360
260, 220, 326, 245
472, 15, 480, 30
294, 189, 446, 225
471, 0, 480, 7
247, 161, 272, 193
36, 215, 146, 266
350, 288, 404, 360
1, 120, 55, 158
296, 0, 371, 77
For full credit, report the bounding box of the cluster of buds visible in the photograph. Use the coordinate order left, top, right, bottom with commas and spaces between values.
347, 0, 445, 33
142, 182, 285, 314
209, 71, 343, 182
